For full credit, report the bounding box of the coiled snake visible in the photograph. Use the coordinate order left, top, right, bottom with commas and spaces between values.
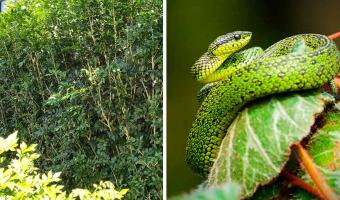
186, 31, 340, 175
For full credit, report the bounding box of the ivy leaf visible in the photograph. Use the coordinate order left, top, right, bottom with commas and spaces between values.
170, 182, 241, 200
207, 91, 334, 198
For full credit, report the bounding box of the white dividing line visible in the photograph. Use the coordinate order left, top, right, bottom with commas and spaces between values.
242, 136, 250, 191
312, 150, 333, 160
274, 99, 305, 132
296, 94, 319, 108
225, 115, 239, 181
272, 108, 282, 155
245, 111, 279, 172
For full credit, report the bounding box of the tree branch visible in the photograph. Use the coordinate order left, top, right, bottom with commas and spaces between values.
328, 32, 340, 40
292, 144, 338, 200
282, 170, 325, 199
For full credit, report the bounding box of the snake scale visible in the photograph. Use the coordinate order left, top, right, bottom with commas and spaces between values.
186, 31, 340, 175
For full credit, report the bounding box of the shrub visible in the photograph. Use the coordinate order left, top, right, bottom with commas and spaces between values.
0, 0, 162, 199
0, 132, 128, 199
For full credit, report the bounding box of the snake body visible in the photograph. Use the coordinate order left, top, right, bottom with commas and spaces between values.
186, 31, 340, 175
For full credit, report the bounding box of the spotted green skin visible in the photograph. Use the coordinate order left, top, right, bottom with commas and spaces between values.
196, 47, 264, 104
191, 31, 252, 83
186, 33, 340, 175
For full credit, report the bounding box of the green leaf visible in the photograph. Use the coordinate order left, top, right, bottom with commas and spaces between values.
249, 180, 287, 200
0, 131, 18, 154
0, 131, 127, 199
307, 111, 340, 169
208, 91, 334, 198
119, 189, 129, 196
71, 188, 91, 199
294, 110, 340, 198
170, 182, 241, 200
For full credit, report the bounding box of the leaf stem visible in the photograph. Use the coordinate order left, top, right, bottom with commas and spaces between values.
334, 77, 340, 89
328, 32, 340, 40
325, 33, 340, 94
292, 144, 339, 200
282, 170, 325, 199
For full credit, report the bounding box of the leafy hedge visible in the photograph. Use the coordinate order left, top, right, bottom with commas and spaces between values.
0, 0, 162, 199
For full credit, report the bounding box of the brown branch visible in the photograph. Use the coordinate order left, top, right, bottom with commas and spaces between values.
292, 144, 339, 200
328, 32, 340, 40
334, 77, 340, 89
282, 170, 325, 199
323, 77, 340, 95
322, 33, 340, 94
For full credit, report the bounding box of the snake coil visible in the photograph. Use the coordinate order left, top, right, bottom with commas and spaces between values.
186, 31, 340, 175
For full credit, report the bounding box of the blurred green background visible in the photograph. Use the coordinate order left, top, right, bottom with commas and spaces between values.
167, 0, 340, 197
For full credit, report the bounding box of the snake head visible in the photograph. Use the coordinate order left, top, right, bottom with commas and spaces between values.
208, 31, 252, 56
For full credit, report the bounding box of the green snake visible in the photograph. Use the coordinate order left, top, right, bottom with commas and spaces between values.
186, 31, 340, 175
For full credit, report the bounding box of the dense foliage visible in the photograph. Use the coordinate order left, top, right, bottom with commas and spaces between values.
0, 0, 162, 199
0, 132, 128, 199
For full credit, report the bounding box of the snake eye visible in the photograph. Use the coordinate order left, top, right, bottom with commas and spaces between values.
234, 34, 241, 40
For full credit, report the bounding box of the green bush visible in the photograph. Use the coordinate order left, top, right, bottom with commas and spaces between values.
0, 132, 128, 199
0, 0, 162, 199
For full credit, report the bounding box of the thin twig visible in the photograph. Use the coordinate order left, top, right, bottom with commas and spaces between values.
334, 77, 340, 89
282, 169, 325, 199
323, 28, 340, 94
292, 144, 339, 200
328, 32, 340, 40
